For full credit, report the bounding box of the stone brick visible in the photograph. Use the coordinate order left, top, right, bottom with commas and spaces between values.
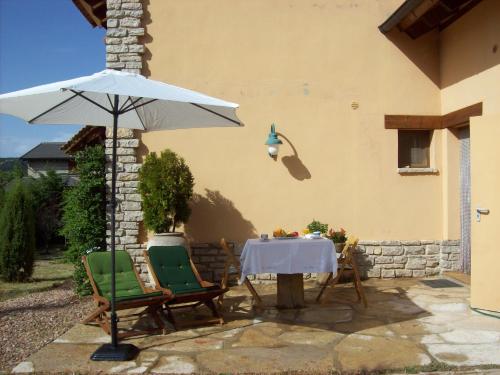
441, 245, 460, 254
425, 267, 440, 276
449, 253, 460, 261
440, 240, 460, 246
381, 240, 400, 246
381, 246, 403, 256
412, 270, 426, 277
105, 37, 122, 45
426, 244, 440, 255
113, 147, 135, 155
124, 163, 141, 173
120, 221, 138, 229
122, 2, 142, 10
128, 44, 145, 53
123, 211, 143, 221
117, 172, 138, 181
121, 201, 141, 211
118, 139, 139, 148
373, 247, 382, 255
107, 19, 119, 28
406, 257, 426, 270
106, 54, 119, 62
128, 28, 145, 36
381, 264, 404, 269
381, 269, 395, 278
393, 255, 408, 264
118, 155, 136, 163
107, 28, 127, 37
119, 54, 142, 62
420, 240, 436, 245
126, 193, 142, 202
401, 240, 421, 246
120, 18, 141, 27
106, 62, 126, 69
374, 256, 394, 264
107, 128, 135, 138
124, 181, 140, 188
395, 269, 413, 278
404, 246, 425, 255
366, 267, 381, 278
106, 44, 129, 54
125, 62, 142, 69
426, 256, 440, 267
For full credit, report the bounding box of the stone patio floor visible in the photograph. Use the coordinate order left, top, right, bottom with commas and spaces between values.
11, 277, 500, 374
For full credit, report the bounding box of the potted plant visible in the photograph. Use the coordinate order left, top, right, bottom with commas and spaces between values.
305, 219, 329, 235
326, 228, 347, 253
138, 149, 194, 249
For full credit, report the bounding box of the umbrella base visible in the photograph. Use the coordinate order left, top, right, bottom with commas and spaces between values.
90, 343, 139, 361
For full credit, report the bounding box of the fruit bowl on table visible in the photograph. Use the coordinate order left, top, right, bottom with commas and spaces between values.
272, 229, 300, 239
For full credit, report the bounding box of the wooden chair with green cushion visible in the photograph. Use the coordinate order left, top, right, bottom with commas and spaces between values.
144, 245, 228, 329
82, 250, 171, 338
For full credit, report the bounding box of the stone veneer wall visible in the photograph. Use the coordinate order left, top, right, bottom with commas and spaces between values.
104, 0, 149, 278
104, 0, 463, 283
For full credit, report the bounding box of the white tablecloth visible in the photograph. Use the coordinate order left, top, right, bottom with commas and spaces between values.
239, 238, 337, 284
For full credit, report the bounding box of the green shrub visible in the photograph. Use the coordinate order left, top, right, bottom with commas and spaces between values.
139, 149, 194, 233
61, 145, 106, 295
30, 170, 65, 251
0, 179, 36, 282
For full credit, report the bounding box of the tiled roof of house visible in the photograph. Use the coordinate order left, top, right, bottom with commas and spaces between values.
20, 142, 72, 160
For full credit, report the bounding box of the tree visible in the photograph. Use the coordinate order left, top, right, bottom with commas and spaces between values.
30, 170, 65, 251
139, 149, 194, 233
0, 179, 36, 282
61, 145, 106, 295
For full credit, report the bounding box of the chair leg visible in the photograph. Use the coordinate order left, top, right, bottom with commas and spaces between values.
147, 305, 167, 334
163, 305, 179, 330
244, 277, 262, 305
351, 258, 368, 307
205, 299, 224, 325
316, 272, 333, 302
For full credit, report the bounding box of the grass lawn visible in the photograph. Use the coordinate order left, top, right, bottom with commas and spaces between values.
0, 245, 73, 302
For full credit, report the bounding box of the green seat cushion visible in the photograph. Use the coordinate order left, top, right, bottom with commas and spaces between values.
148, 246, 207, 295
87, 251, 159, 301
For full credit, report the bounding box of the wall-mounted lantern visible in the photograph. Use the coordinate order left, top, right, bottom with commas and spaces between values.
265, 123, 282, 158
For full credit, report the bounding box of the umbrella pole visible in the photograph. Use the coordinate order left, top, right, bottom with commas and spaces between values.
91, 94, 139, 361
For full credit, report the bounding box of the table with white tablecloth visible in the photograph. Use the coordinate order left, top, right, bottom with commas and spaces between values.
239, 238, 337, 308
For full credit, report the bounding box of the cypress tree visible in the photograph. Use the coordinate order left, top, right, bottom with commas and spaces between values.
0, 179, 36, 281
61, 145, 106, 295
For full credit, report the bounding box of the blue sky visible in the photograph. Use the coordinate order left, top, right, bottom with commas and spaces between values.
0, 0, 105, 157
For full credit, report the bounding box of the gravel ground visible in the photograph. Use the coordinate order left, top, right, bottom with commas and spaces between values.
0, 280, 94, 372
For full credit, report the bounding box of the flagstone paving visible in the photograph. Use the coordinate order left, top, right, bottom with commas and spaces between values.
11, 278, 500, 374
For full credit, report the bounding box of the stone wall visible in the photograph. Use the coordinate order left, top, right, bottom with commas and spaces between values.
103, 0, 463, 283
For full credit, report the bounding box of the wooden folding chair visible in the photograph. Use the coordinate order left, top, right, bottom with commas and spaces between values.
316, 237, 367, 307
82, 251, 171, 339
144, 245, 228, 330
218, 238, 262, 307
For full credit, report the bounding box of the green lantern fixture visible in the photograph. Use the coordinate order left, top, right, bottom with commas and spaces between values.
265, 124, 283, 157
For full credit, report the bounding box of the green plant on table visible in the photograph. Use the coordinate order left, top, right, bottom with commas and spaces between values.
306, 219, 328, 234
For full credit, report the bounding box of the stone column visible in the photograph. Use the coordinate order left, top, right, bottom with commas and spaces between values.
105, 0, 148, 276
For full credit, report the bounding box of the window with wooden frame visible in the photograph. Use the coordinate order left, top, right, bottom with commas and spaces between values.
398, 130, 431, 168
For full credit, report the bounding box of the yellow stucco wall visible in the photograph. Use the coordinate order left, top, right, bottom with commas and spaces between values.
141, 0, 447, 243
439, 0, 500, 240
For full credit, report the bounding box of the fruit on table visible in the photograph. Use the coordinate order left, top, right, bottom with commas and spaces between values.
273, 228, 299, 237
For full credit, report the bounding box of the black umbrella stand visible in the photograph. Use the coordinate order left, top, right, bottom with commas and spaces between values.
91, 94, 140, 361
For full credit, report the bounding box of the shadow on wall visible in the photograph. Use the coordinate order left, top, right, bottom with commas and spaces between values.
277, 132, 311, 181
185, 189, 257, 243
141, 0, 153, 78
384, 29, 441, 88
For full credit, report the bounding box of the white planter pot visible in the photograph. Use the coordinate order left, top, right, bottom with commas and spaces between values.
147, 232, 187, 249
146, 232, 188, 288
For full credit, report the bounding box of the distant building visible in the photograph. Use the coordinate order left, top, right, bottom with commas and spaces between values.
21, 142, 74, 180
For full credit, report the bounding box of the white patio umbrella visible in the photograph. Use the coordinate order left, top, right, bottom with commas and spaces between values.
0, 69, 241, 360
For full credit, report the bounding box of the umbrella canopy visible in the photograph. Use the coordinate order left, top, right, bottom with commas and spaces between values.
0, 69, 241, 361
0, 69, 241, 129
